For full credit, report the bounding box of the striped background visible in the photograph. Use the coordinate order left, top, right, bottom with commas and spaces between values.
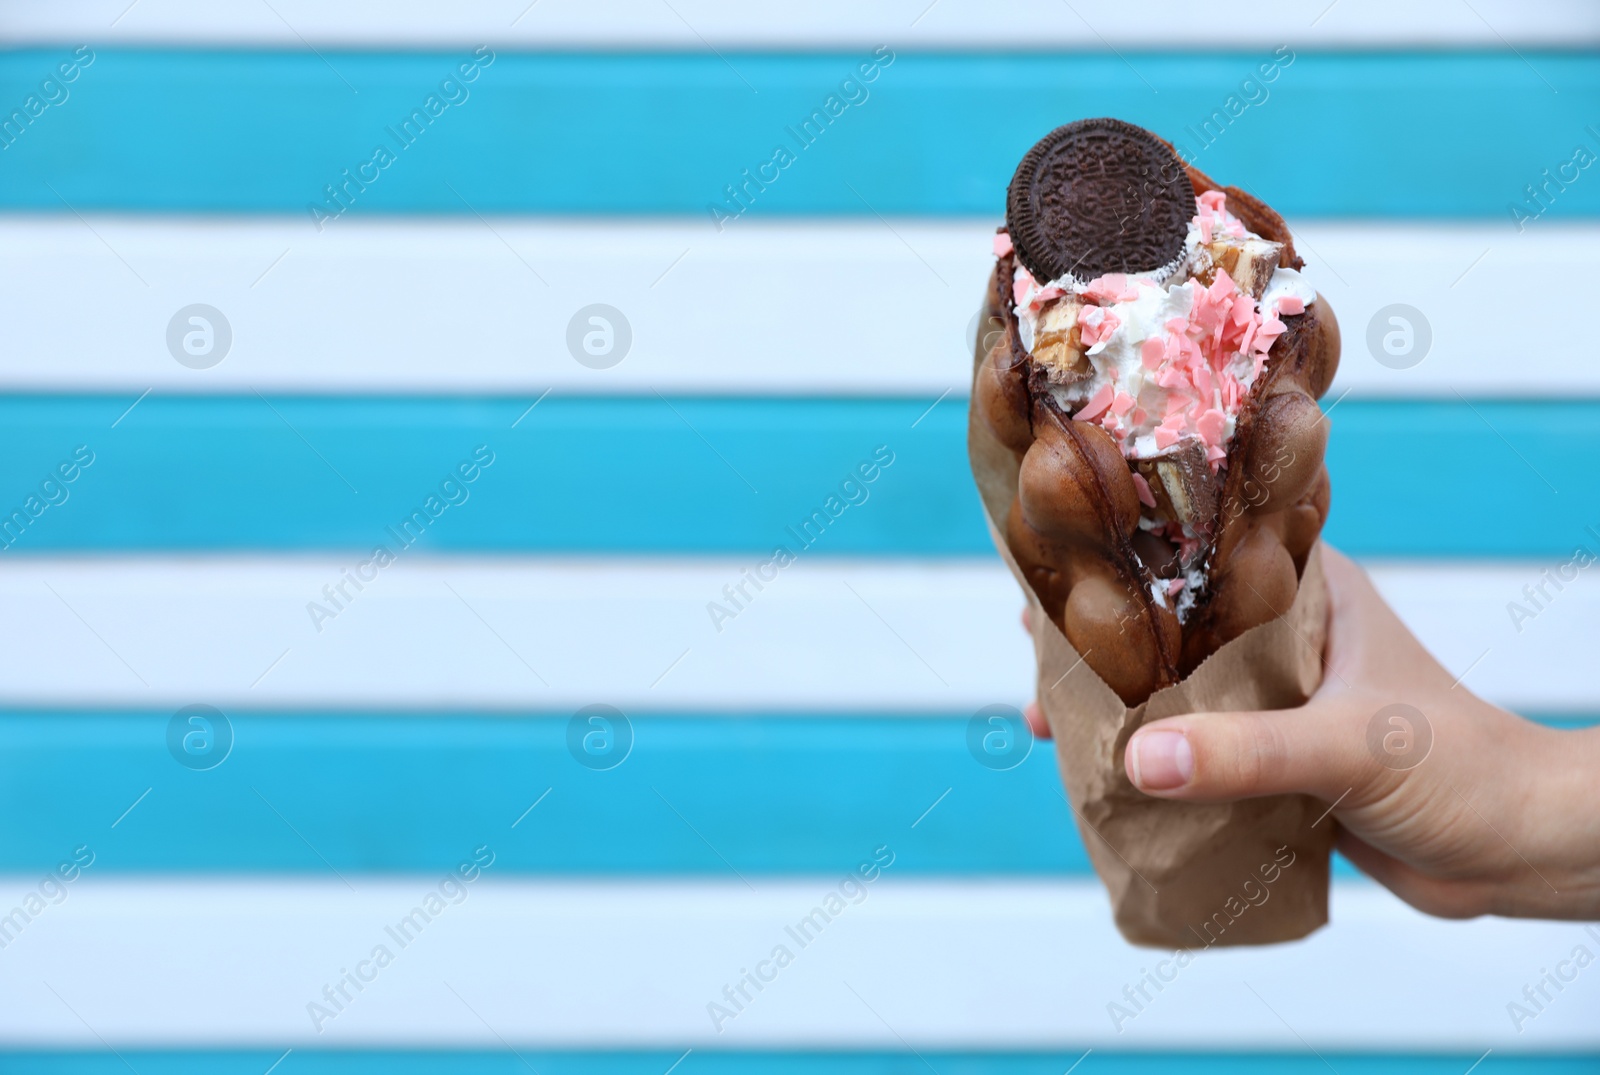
2, 2, 1599, 1071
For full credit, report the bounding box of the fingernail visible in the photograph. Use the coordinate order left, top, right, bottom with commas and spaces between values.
1131, 730, 1194, 790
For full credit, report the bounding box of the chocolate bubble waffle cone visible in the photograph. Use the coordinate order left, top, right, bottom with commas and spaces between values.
968, 118, 1339, 947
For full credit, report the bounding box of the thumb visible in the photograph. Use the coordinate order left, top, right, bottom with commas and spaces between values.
1124, 701, 1367, 803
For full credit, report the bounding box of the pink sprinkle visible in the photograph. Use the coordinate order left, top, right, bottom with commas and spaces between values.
1131, 471, 1157, 509
1196, 408, 1227, 446
1129, 406, 1147, 426
1012, 274, 1032, 306
1222, 374, 1239, 410
1198, 217, 1213, 244
1167, 523, 1201, 562
1111, 390, 1136, 416
1074, 383, 1115, 423
1166, 578, 1187, 596
993, 232, 1013, 258
1082, 273, 1133, 305
1154, 425, 1181, 450
1255, 316, 1286, 353
1140, 338, 1166, 369
1081, 306, 1122, 347
1198, 190, 1227, 213
1035, 284, 1064, 306
1276, 294, 1305, 316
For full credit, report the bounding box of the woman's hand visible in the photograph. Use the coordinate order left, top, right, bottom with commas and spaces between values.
1027, 545, 1600, 920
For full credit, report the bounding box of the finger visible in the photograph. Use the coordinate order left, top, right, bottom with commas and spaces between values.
1123, 699, 1368, 803
1335, 829, 1487, 920
1319, 544, 1450, 693
1319, 544, 1391, 679
1024, 700, 1052, 740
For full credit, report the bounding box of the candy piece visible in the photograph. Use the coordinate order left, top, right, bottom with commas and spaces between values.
994, 231, 1014, 257
1006, 118, 1195, 283
1033, 298, 1090, 383
1136, 439, 1220, 530
1195, 235, 1284, 300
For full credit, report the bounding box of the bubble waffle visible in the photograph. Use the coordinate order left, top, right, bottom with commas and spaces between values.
974, 119, 1341, 706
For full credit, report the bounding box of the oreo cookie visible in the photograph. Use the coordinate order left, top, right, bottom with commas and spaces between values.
1006, 118, 1194, 284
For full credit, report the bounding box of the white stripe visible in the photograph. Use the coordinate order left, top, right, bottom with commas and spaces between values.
0, 556, 1033, 710
3, 0, 1591, 47
0, 877, 1592, 1047
2, 217, 1593, 398
0, 556, 1591, 714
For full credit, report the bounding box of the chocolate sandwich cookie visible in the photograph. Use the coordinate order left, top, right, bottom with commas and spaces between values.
1005, 117, 1194, 284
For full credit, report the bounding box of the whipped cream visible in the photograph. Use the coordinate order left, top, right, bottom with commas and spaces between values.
1262, 266, 1316, 313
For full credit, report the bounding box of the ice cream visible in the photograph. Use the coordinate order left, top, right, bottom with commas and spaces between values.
974, 116, 1340, 702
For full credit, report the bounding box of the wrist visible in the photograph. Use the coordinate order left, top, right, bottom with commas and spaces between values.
1519, 720, 1600, 917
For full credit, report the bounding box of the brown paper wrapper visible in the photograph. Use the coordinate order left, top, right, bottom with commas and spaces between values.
969, 352, 1335, 949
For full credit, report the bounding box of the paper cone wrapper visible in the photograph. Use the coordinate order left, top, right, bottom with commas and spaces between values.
969, 357, 1335, 949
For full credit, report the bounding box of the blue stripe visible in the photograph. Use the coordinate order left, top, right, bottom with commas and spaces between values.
1, 711, 1089, 875
1, 711, 1588, 875
1, 1053, 1594, 1075
0, 395, 1586, 558
1, 50, 1596, 217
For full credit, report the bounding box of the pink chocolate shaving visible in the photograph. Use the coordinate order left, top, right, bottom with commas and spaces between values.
1079, 306, 1121, 348
1074, 383, 1115, 422
1130, 471, 1157, 509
